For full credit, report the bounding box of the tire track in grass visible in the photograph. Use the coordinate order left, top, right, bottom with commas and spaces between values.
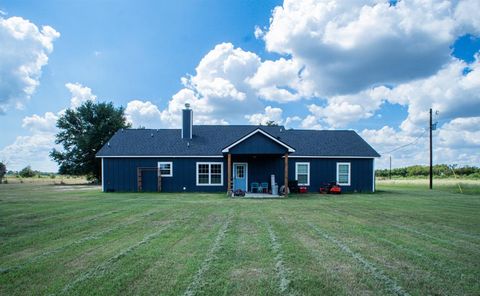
183, 210, 233, 296
0, 210, 163, 274
265, 220, 297, 296
55, 214, 186, 296
308, 223, 410, 296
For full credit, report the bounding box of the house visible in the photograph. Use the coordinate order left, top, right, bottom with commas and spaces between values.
96, 105, 380, 194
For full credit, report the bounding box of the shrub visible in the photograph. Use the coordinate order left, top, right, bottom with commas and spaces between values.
19, 166, 35, 178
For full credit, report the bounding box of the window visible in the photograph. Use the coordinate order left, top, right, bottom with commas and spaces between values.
236, 165, 245, 178
158, 162, 173, 177
337, 162, 351, 186
295, 162, 310, 186
196, 162, 223, 186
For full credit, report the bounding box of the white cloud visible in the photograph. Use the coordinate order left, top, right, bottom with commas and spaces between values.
254, 25, 264, 39
22, 111, 58, 133
454, 0, 480, 35
125, 100, 162, 128
65, 82, 96, 108
437, 117, 480, 149
0, 16, 59, 113
372, 58, 480, 134
248, 58, 315, 102
262, 0, 474, 96
245, 106, 283, 125
157, 43, 265, 127
0, 83, 96, 171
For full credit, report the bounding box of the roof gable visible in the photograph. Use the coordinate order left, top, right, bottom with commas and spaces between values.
222, 129, 295, 154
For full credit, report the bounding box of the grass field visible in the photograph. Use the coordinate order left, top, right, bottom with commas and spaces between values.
0, 183, 479, 295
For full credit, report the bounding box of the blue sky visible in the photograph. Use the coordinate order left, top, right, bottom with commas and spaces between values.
0, 0, 479, 171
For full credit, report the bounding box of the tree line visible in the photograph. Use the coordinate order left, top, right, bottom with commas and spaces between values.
376, 164, 480, 178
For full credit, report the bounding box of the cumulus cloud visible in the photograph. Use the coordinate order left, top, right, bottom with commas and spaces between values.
138, 43, 266, 128
262, 0, 474, 96
65, 82, 96, 108
245, 106, 283, 125
0, 83, 93, 171
364, 58, 480, 134
125, 100, 162, 128
247, 58, 315, 102
0, 16, 59, 113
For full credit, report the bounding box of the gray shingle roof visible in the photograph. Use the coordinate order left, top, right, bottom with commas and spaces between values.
96, 125, 380, 157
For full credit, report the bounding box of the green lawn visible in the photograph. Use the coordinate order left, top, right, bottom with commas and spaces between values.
0, 184, 479, 295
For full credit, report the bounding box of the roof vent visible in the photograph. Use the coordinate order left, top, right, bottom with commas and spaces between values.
187, 142, 190, 148
150, 133, 154, 137
107, 142, 110, 147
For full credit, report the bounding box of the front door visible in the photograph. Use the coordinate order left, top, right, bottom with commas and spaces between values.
233, 163, 248, 191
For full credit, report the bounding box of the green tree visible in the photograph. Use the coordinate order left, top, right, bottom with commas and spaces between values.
0, 162, 6, 183
50, 101, 130, 180
265, 120, 278, 126
19, 166, 35, 178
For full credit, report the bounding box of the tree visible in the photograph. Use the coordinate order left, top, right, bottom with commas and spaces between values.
19, 166, 35, 178
265, 120, 278, 126
50, 101, 130, 180
0, 162, 6, 183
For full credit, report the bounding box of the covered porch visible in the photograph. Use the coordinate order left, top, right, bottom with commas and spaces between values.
222, 128, 295, 198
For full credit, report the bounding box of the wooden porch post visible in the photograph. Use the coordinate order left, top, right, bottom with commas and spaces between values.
284, 152, 288, 197
227, 153, 232, 194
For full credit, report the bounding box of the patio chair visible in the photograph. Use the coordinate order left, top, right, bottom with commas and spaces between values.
251, 182, 259, 193
260, 182, 269, 193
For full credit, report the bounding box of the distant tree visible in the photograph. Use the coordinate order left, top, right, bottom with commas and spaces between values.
19, 166, 35, 178
50, 101, 130, 180
265, 120, 279, 126
0, 162, 6, 183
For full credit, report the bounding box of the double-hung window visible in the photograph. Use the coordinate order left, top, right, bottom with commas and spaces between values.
295, 162, 310, 186
196, 162, 223, 186
337, 162, 351, 186
158, 162, 173, 177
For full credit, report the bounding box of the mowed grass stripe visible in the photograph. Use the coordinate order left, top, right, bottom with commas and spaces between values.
290, 195, 479, 294
0, 200, 163, 258
1, 209, 189, 296
183, 210, 233, 296
318, 198, 480, 254
0, 208, 166, 274
307, 211, 475, 295
186, 208, 280, 296
264, 219, 296, 296
58, 221, 178, 295
307, 223, 410, 296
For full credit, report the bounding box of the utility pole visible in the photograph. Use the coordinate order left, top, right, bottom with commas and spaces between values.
429, 108, 433, 190
389, 155, 392, 180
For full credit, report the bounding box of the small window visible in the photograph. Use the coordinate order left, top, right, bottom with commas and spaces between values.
196, 162, 223, 186
295, 162, 310, 186
236, 165, 245, 178
337, 162, 351, 186
158, 162, 173, 177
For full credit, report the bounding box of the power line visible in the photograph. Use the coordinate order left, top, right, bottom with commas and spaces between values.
379, 128, 428, 155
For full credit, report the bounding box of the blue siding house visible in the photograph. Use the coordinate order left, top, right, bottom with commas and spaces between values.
96, 105, 380, 194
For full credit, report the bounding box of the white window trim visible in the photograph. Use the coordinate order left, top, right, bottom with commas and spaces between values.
158, 161, 173, 177
337, 162, 351, 186
196, 162, 224, 186
295, 162, 310, 186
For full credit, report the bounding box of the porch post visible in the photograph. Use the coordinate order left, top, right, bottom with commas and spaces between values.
227, 153, 232, 194
284, 152, 288, 197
